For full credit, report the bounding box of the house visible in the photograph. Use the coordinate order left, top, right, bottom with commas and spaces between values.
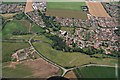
12, 48, 30, 61
81, 6, 89, 11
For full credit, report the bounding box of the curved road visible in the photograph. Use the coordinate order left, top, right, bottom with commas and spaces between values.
28, 34, 117, 77
28, 33, 68, 76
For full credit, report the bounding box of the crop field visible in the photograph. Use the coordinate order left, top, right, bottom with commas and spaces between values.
86, 2, 111, 18
46, 9, 87, 20
74, 66, 116, 78
2, 42, 30, 62
46, 2, 87, 20
47, 2, 86, 11
32, 35, 117, 67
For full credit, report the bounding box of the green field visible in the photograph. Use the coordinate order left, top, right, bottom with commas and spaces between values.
2, 64, 32, 78
2, 42, 30, 62
32, 34, 117, 67
47, 2, 86, 11
2, 20, 45, 39
61, 27, 74, 33
2, 20, 29, 38
74, 66, 116, 78
46, 2, 87, 20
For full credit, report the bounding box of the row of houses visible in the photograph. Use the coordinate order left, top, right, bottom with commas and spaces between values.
32, 1, 46, 12
0, 4, 25, 14
102, 2, 119, 23
26, 10, 46, 28
25, 1, 47, 28
54, 15, 117, 29
58, 13, 119, 54
12, 47, 37, 61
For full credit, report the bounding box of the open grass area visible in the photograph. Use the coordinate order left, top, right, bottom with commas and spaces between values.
61, 27, 74, 34
74, 66, 116, 78
2, 64, 32, 78
2, 42, 30, 62
31, 23, 45, 33
2, 20, 30, 38
2, 20, 45, 39
32, 34, 117, 67
47, 2, 86, 11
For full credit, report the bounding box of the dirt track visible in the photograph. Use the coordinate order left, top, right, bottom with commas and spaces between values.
86, 2, 111, 18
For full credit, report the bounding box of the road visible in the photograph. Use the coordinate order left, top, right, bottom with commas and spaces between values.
28, 33, 68, 76
28, 33, 117, 77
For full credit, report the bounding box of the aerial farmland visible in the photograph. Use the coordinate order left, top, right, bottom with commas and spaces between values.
46, 2, 88, 20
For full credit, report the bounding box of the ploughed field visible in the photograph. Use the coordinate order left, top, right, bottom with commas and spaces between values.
46, 9, 87, 20
46, 2, 88, 20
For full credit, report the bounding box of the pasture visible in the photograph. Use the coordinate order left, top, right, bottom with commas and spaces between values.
32, 35, 117, 67
2, 20, 30, 38
74, 66, 116, 78
2, 20, 45, 39
2, 63, 32, 78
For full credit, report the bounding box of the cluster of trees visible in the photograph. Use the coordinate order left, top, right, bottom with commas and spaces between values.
13, 12, 26, 20
39, 11, 61, 31
46, 34, 71, 52
114, 26, 120, 36
13, 12, 33, 23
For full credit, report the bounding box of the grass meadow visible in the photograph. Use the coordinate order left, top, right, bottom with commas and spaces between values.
74, 66, 116, 78
2, 63, 32, 78
47, 2, 86, 11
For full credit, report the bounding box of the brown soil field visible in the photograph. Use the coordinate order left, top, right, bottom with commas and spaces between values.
46, 9, 88, 20
86, 2, 111, 18
25, 0, 33, 13
23, 58, 60, 78
65, 71, 77, 80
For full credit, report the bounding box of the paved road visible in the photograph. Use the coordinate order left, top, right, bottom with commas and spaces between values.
28, 34, 68, 76
28, 34, 117, 77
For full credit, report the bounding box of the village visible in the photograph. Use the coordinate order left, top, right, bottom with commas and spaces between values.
0, 3, 25, 14
1, 1, 119, 60
1, 0, 120, 79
